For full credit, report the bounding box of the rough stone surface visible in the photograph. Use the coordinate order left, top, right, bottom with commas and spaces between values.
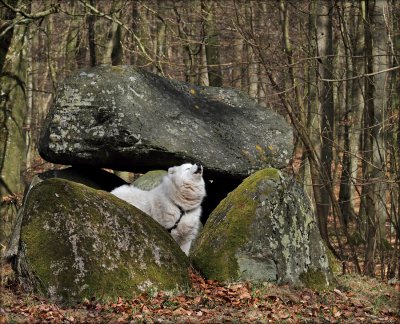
9, 178, 189, 304
5, 168, 127, 263
133, 170, 167, 191
39, 65, 293, 179
190, 168, 333, 289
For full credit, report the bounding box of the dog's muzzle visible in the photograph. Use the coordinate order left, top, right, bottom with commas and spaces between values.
194, 163, 202, 174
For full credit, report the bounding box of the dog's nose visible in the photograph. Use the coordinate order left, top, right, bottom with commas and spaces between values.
194, 163, 202, 174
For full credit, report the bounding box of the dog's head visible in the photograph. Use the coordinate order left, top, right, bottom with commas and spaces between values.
167, 163, 206, 203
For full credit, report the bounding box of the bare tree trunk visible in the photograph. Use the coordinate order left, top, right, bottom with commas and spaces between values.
0, 0, 17, 73
231, 34, 243, 89
87, 0, 96, 67
112, 25, 123, 65
248, 55, 259, 98
173, 3, 199, 84
371, 0, 389, 247
279, 0, 306, 124
279, 0, 307, 181
154, 0, 166, 74
199, 39, 209, 86
75, 20, 87, 68
65, 2, 80, 73
202, 0, 222, 87
315, 0, 335, 243
25, 23, 33, 172
46, 15, 57, 92
300, 1, 319, 201
337, 0, 363, 228
389, 0, 400, 281
104, 6, 123, 66
362, 0, 378, 276
130, 0, 140, 66
358, 0, 391, 277
349, 3, 365, 218
246, 4, 258, 98
0, 4, 29, 251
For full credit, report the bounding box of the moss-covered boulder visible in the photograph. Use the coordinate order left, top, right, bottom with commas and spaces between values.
191, 168, 333, 289
33, 166, 128, 191
133, 170, 167, 190
10, 178, 189, 304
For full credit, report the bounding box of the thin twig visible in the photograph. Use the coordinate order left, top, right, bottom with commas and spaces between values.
321, 65, 400, 82
0, 0, 59, 19
78, 0, 161, 73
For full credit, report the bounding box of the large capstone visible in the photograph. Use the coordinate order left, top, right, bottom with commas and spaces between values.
190, 168, 333, 290
8, 178, 189, 304
39, 65, 293, 180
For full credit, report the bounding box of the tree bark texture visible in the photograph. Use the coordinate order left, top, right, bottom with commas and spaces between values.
313, 0, 335, 244
0, 6, 28, 251
202, 0, 222, 87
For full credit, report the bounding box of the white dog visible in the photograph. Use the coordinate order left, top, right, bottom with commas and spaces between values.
111, 163, 206, 255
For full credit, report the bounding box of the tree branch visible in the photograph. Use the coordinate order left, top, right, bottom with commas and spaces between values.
0, 0, 60, 19
321, 65, 400, 82
78, 0, 159, 73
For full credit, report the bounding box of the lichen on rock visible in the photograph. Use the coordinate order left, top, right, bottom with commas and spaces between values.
39, 65, 293, 178
12, 178, 189, 304
190, 168, 333, 289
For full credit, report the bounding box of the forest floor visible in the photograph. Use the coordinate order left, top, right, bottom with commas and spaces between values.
1, 264, 399, 323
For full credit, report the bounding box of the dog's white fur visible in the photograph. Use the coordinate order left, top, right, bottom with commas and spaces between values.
111, 163, 206, 255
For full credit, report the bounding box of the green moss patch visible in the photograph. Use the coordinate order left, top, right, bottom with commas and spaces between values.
191, 168, 280, 281
18, 179, 189, 304
191, 168, 333, 289
133, 170, 167, 190
299, 269, 329, 291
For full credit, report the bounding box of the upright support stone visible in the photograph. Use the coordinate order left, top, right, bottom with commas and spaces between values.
190, 168, 333, 290
8, 179, 189, 304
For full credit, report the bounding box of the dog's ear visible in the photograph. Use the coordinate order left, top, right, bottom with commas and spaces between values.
168, 166, 175, 174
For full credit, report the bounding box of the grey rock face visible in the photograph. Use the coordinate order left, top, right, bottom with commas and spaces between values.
190, 168, 333, 289
9, 178, 189, 304
39, 65, 293, 179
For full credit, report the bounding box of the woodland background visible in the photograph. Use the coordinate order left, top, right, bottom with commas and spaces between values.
0, 0, 399, 283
